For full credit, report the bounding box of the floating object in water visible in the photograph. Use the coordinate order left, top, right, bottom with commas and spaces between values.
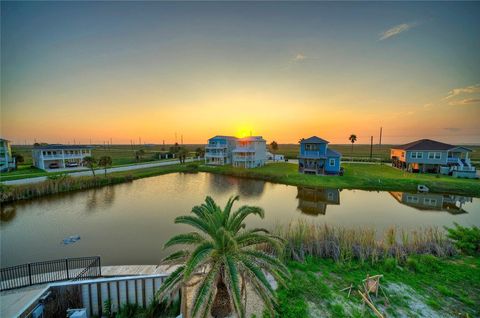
417, 185, 429, 193
62, 235, 81, 245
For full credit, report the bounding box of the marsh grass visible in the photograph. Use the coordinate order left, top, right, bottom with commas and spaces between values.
272, 220, 456, 264
0, 175, 134, 203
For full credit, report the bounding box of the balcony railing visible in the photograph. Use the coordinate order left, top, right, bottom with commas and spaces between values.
300, 150, 325, 157
206, 144, 228, 149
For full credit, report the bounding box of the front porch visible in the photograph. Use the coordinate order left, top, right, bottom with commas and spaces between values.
299, 158, 326, 175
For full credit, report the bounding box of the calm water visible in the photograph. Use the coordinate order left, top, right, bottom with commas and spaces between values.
1, 172, 479, 267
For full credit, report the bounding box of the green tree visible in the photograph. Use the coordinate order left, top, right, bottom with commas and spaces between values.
195, 147, 205, 159
269, 141, 279, 161
136, 149, 146, 162
82, 156, 97, 176
12, 153, 24, 169
348, 134, 357, 158
98, 156, 112, 177
157, 196, 289, 318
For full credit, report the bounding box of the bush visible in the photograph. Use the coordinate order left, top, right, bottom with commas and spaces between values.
445, 223, 480, 255
186, 163, 199, 170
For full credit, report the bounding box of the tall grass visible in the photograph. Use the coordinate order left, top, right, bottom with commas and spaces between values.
0, 174, 134, 203
272, 220, 456, 264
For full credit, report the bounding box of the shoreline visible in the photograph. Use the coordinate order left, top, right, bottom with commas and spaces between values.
1, 162, 479, 204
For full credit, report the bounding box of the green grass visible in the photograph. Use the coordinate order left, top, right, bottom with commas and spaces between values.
276, 255, 480, 317
200, 162, 480, 196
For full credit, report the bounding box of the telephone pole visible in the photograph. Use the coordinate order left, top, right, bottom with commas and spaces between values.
370, 136, 373, 160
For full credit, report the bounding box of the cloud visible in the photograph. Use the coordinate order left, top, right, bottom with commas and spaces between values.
444, 84, 480, 99
379, 23, 415, 41
444, 127, 461, 132
448, 98, 480, 106
292, 53, 306, 62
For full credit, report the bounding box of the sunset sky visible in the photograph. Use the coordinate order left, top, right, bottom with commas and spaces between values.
1, 1, 479, 145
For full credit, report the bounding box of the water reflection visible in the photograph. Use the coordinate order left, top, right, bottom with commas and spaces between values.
296, 187, 340, 215
207, 174, 266, 198
0, 205, 16, 223
389, 192, 471, 214
85, 186, 116, 211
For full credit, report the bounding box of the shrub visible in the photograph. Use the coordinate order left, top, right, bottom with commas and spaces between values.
186, 163, 199, 170
445, 223, 480, 255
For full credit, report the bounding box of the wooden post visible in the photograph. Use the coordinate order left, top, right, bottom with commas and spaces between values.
370, 136, 373, 160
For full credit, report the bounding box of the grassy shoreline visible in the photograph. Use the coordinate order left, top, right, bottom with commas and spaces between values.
199, 162, 480, 197
1, 162, 479, 203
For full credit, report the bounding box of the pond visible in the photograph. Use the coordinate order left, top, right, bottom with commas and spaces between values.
1, 172, 479, 267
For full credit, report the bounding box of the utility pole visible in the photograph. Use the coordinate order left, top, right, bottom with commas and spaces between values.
379, 127, 383, 148
370, 136, 373, 160
181, 135, 183, 145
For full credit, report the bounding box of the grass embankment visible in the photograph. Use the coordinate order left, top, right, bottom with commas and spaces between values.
200, 162, 480, 196
270, 222, 479, 317
0, 164, 198, 203
277, 255, 479, 318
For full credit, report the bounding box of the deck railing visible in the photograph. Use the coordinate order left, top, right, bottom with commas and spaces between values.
0, 256, 101, 291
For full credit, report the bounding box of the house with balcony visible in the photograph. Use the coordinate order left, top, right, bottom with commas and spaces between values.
390, 139, 476, 178
389, 192, 471, 215
32, 144, 93, 170
232, 136, 267, 168
298, 136, 342, 175
0, 138, 16, 172
205, 136, 237, 165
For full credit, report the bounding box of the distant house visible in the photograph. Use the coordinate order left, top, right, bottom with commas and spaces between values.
205, 136, 237, 165
232, 136, 267, 168
0, 138, 16, 172
266, 151, 285, 161
205, 135, 267, 168
298, 136, 342, 175
390, 139, 476, 178
32, 144, 93, 170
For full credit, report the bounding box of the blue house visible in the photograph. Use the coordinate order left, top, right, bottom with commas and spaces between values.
298, 136, 342, 175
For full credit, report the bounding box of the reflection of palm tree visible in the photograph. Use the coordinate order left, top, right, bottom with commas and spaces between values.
157, 196, 289, 317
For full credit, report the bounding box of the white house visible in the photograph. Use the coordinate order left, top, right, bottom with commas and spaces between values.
267, 151, 285, 161
232, 136, 267, 168
32, 144, 93, 170
205, 136, 238, 165
0, 138, 16, 172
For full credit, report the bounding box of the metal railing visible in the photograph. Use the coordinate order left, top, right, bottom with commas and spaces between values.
0, 256, 101, 291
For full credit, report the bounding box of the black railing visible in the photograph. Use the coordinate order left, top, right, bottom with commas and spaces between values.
0, 256, 101, 291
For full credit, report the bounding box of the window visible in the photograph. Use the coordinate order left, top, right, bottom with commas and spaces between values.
329, 158, 335, 166
411, 152, 423, 159
428, 152, 442, 159
423, 198, 437, 206
406, 195, 418, 203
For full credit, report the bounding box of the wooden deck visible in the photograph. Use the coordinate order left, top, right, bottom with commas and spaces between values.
0, 265, 176, 317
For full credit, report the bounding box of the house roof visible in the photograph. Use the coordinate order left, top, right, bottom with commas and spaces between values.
300, 136, 329, 144
238, 136, 265, 142
209, 135, 237, 140
326, 148, 342, 157
33, 144, 94, 150
393, 139, 470, 151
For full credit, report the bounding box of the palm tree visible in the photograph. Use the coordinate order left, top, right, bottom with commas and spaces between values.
349, 134, 357, 159
98, 156, 112, 177
157, 196, 289, 318
269, 141, 278, 161
82, 156, 97, 176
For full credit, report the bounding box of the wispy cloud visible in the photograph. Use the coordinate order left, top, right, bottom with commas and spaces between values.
448, 98, 480, 106
444, 83, 480, 99
292, 53, 306, 62
444, 127, 461, 132
379, 23, 415, 41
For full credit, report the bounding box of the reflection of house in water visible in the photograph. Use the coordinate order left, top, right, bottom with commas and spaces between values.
207, 174, 266, 198
296, 187, 340, 215
389, 192, 471, 214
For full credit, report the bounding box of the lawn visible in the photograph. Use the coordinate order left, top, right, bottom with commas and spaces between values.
276, 255, 479, 317
200, 162, 480, 196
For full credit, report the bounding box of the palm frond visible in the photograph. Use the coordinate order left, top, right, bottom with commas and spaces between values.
164, 232, 206, 248
183, 241, 214, 279
161, 250, 190, 264
156, 265, 185, 302
191, 262, 220, 317
174, 215, 213, 236
223, 255, 245, 318
229, 206, 265, 233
